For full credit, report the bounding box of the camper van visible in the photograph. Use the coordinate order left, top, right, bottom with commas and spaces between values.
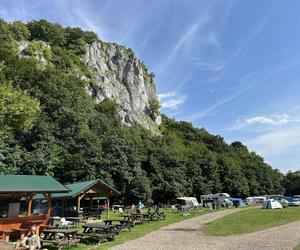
246, 196, 266, 204
200, 194, 214, 206
200, 193, 231, 207
176, 197, 200, 208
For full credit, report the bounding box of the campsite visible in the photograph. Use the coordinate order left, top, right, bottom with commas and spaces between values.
1, 1, 300, 249
0, 176, 300, 249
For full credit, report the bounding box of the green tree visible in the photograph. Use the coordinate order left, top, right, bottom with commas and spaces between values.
283, 171, 300, 196
0, 84, 40, 138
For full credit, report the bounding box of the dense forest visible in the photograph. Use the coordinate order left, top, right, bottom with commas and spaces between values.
0, 19, 297, 204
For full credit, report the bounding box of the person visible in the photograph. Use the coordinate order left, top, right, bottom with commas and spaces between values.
103, 200, 108, 211
138, 200, 144, 209
20, 225, 41, 250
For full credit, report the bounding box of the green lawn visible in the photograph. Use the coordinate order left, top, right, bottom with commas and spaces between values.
294, 244, 300, 250
46, 208, 213, 250
203, 207, 300, 236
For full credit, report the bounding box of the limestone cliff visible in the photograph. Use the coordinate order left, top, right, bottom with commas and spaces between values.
18, 40, 161, 133
82, 41, 161, 133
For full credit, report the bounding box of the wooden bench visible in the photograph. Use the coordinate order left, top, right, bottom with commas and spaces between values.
77, 232, 115, 244
41, 238, 80, 250
0, 229, 13, 242
0, 215, 48, 241
103, 219, 134, 231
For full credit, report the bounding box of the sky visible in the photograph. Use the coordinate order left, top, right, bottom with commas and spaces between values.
0, 0, 299, 173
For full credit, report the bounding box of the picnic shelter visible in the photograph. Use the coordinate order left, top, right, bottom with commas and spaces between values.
0, 175, 69, 241
37, 179, 120, 219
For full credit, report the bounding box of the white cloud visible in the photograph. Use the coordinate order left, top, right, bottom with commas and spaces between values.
157, 92, 176, 100
206, 32, 221, 47
246, 126, 300, 157
245, 114, 289, 126
158, 92, 186, 110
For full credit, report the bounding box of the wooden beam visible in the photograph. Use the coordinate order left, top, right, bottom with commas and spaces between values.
46, 193, 51, 220
106, 198, 110, 220
27, 195, 33, 216
90, 197, 93, 210
77, 196, 81, 214
61, 200, 65, 217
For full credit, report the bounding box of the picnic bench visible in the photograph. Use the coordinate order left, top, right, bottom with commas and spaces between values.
77, 224, 117, 243
64, 217, 80, 228
121, 214, 143, 224
103, 219, 134, 231
40, 228, 79, 250
82, 224, 120, 235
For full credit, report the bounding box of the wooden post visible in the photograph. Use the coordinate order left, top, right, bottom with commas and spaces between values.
90, 197, 93, 210
47, 193, 51, 220
61, 200, 65, 217
77, 196, 81, 215
27, 195, 32, 216
106, 198, 110, 220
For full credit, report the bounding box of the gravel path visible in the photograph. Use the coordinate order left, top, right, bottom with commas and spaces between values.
111, 209, 300, 250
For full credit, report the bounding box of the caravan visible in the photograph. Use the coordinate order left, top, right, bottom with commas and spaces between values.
200, 193, 231, 207
176, 197, 200, 208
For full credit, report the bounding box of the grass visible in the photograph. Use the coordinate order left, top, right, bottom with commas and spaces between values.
46, 208, 214, 250
203, 207, 300, 236
295, 244, 300, 250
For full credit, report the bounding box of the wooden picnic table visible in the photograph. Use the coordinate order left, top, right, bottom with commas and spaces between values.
78, 224, 117, 244
103, 219, 133, 231
65, 217, 81, 227
121, 214, 143, 224
41, 228, 79, 250
82, 224, 119, 234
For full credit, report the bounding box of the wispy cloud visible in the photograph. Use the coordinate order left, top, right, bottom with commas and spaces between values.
158, 91, 186, 110
157, 92, 176, 100
245, 114, 289, 126
195, 42, 244, 72
170, 21, 203, 58
206, 31, 221, 47
184, 91, 241, 121
154, 2, 213, 74
246, 125, 300, 157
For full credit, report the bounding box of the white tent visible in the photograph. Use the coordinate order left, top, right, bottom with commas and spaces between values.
262, 199, 283, 209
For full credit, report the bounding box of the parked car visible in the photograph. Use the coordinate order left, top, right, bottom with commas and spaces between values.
291, 198, 300, 206
279, 199, 289, 208
222, 198, 233, 207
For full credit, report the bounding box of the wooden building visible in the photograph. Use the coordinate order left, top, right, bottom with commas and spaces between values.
0, 175, 69, 241
39, 179, 120, 219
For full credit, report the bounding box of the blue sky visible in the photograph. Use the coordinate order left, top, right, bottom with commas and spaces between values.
1, 0, 299, 173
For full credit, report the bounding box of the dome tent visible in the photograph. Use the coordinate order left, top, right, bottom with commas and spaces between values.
262, 199, 283, 209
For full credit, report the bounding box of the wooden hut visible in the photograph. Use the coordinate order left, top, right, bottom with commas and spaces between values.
0, 175, 69, 241
43, 179, 120, 219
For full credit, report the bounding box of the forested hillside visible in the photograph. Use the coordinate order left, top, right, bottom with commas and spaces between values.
0, 19, 286, 203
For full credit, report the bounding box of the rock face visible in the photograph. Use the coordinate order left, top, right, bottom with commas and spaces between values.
82, 41, 161, 133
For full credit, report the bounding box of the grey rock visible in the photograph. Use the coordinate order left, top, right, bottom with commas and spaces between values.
82, 41, 161, 133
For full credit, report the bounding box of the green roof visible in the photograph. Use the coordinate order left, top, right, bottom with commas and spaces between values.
0, 175, 69, 193
36, 179, 120, 199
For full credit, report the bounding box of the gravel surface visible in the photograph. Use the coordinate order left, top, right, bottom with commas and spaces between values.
111, 209, 300, 250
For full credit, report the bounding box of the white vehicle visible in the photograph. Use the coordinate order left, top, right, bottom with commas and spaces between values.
213, 193, 230, 204
200, 194, 214, 202
291, 198, 300, 206
177, 197, 200, 208
253, 196, 267, 204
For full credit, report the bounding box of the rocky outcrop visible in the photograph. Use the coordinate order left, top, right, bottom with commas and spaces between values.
18, 39, 161, 133
82, 41, 161, 133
